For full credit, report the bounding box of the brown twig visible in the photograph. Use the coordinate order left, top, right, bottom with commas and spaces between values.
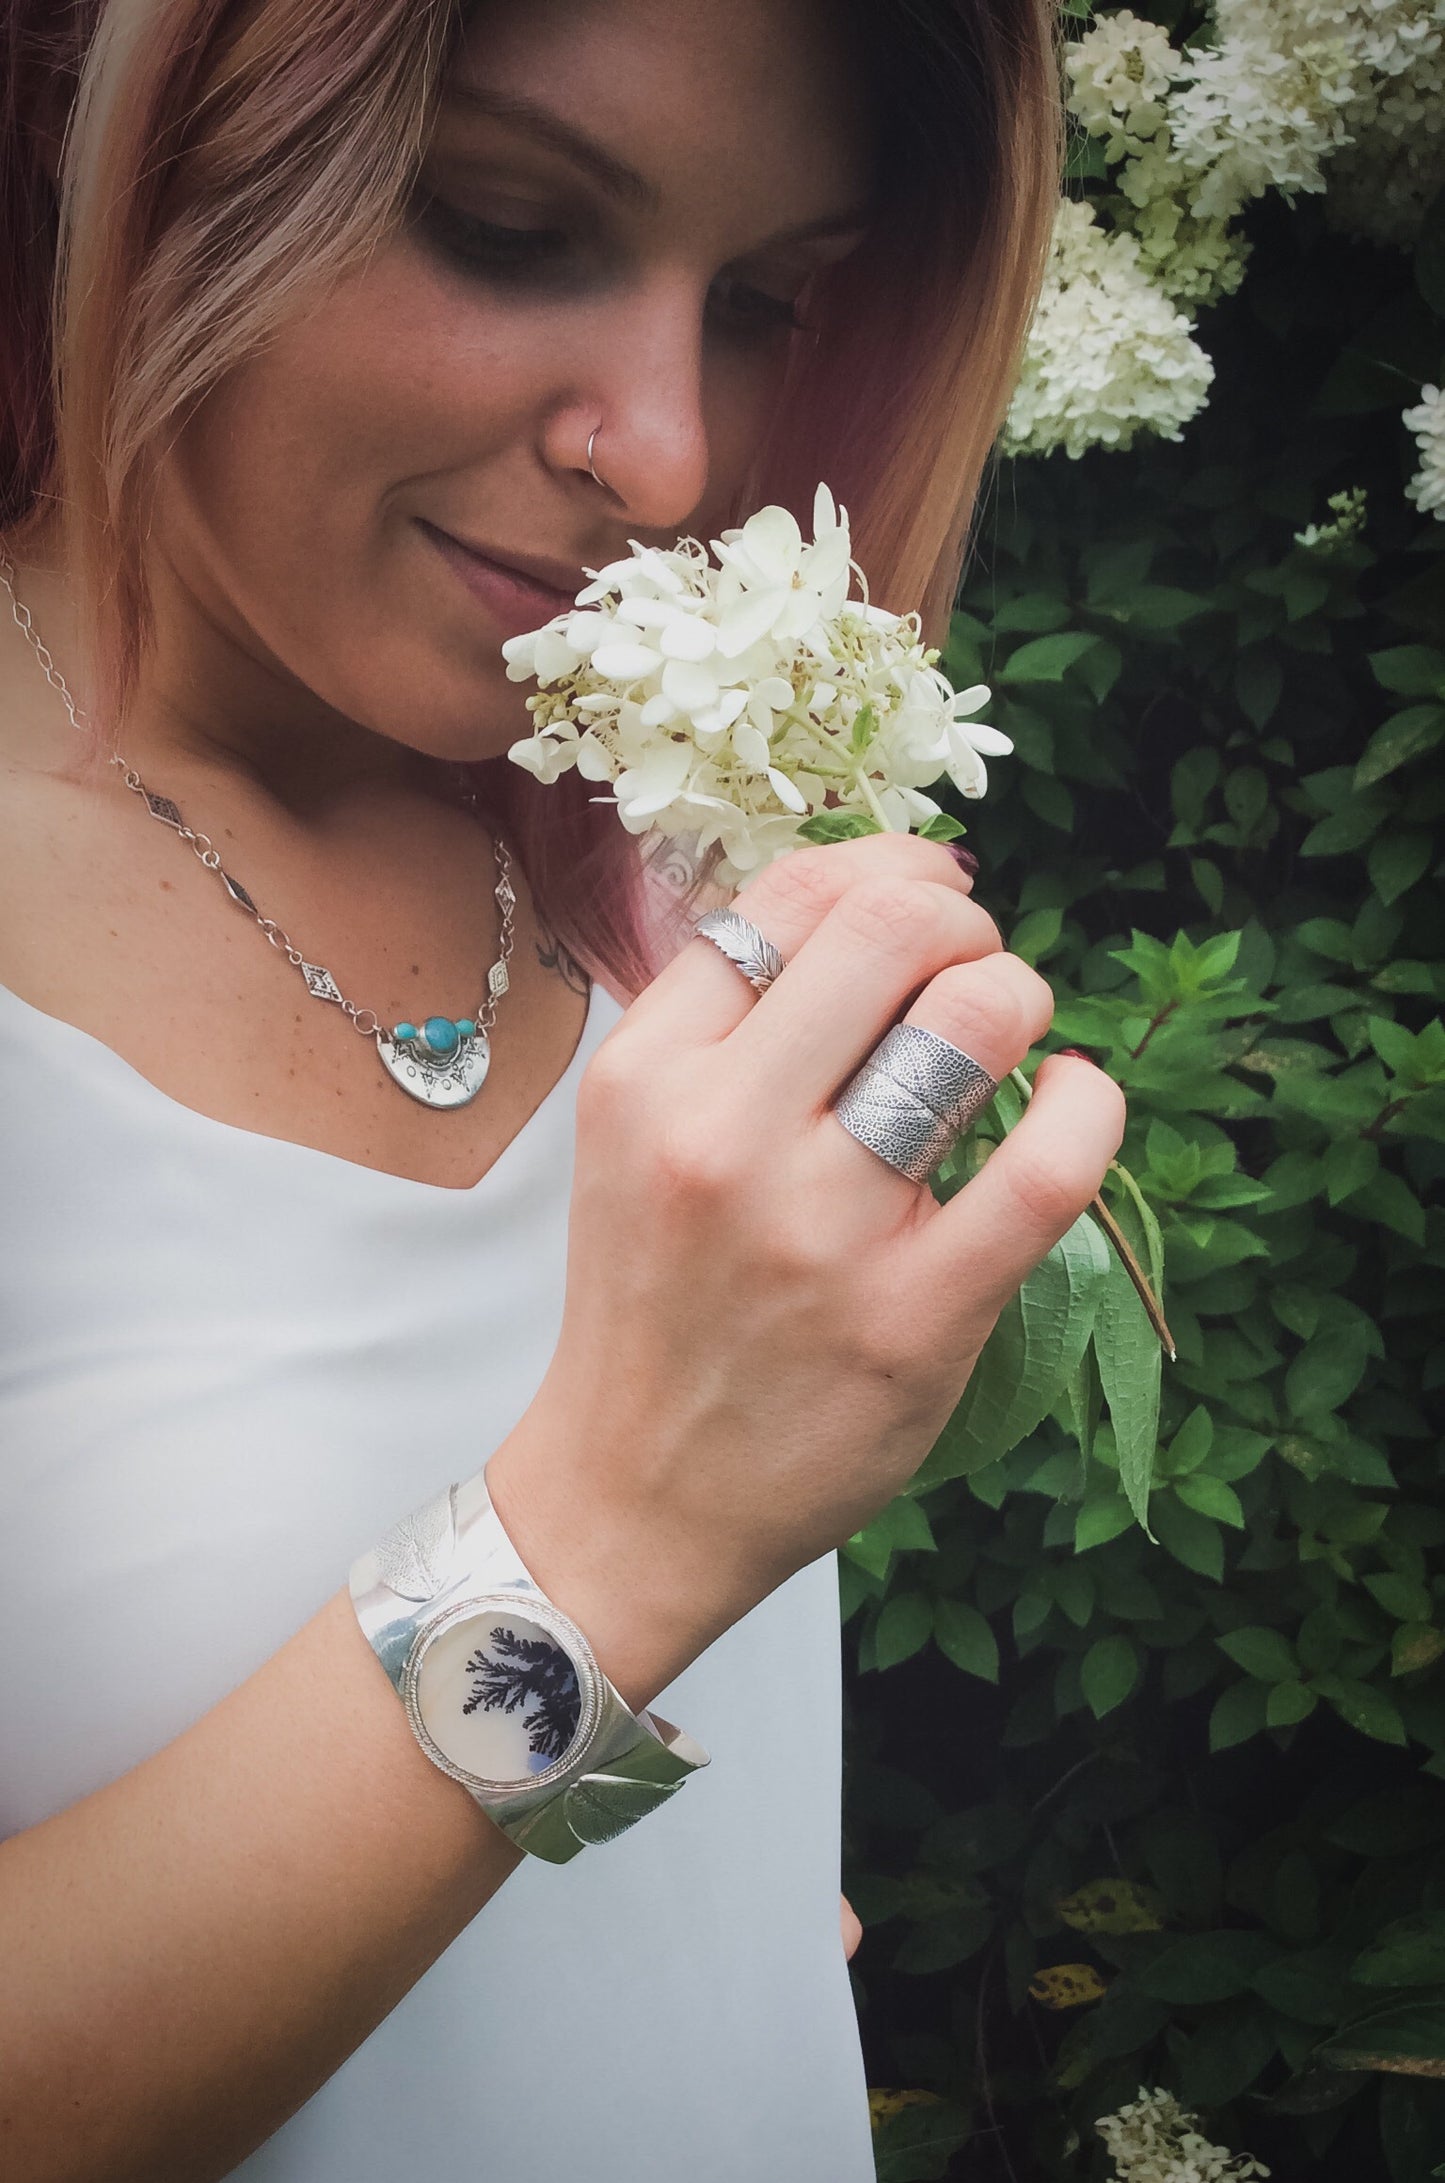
1088, 1188, 1178, 1361
1005, 1067, 1177, 1360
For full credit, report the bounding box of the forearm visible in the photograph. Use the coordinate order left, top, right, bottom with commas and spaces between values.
2, 1587, 525, 2182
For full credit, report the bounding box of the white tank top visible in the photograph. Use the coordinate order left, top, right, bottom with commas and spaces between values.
0, 973, 873, 2181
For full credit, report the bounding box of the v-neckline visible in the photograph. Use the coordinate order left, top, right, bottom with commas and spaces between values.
0, 973, 620, 1198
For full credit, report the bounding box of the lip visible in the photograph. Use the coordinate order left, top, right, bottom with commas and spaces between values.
418, 519, 583, 637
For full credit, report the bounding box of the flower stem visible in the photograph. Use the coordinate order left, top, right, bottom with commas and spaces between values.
1003, 1067, 1175, 1358
850, 765, 896, 830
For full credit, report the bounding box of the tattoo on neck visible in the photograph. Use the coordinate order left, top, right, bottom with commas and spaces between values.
536, 929, 590, 997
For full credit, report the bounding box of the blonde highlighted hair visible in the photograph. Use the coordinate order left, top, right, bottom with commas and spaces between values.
1, 0, 1062, 992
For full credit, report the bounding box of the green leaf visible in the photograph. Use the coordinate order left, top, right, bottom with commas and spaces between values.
1075, 1494, 1134, 1552
870, 2094, 973, 2183
1165, 1405, 1214, 1474
1370, 830, 1434, 905
933, 1598, 1000, 1683
997, 632, 1099, 683
1301, 798, 1394, 857
1349, 1171, 1428, 1245
916, 812, 967, 843
1367, 1573, 1435, 1623
924, 1211, 1110, 1486
1153, 1493, 1225, 1582
1176, 2000, 1280, 2110
1324, 1135, 1381, 1204
992, 591, 1071, 634
796, 808, 881, 845
1355, 705, 1445, 788
1368, 649, 1445, 698
844, 1494, 938, 1578
1209, 1679, 1268, 1750
1314, 1675, 1410, 1745
1394, 1625, 1445, 1677
1092, 1202, 1162, 1529
874, 1592, 936, 1671
892, 1905, 993, 1974
1139, 1929, 1275, 2004
1217, 1626, 1298, 1682
1174, 1475, 1246, 1528
1266, 1680, 1318, 1728
1355, 1917, 1445, 1991
1081, 1634, 1141, 1718
1286, 1329, 1372, 1418
1010, 905, 1065, 967
1319, 2000, 1445, 2070
1324, 1787, 1445, 1858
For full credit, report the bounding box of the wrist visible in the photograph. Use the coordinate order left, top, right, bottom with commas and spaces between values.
481, 1421, 717, 1716
350, 1465, 710, 1864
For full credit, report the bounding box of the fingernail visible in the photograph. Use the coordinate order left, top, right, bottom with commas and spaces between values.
946, 843, 980, 877
1056, 1046, 1097, 1064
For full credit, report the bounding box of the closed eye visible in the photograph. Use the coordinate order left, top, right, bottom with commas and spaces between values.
414, 192, 812, 340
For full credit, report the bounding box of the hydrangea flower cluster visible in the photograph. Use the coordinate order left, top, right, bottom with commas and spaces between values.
503, 485, 1008, 887
1404, 384, 1445, 521
1012, 0, 1445, 493
1000, 199, 1215, 459
1096, 2086, 1271, 2183
1293, 484, 1369, 552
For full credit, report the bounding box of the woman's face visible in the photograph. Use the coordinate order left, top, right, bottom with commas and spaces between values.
152, 0, 875, 766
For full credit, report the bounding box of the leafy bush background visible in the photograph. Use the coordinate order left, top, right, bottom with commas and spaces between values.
841, 142, 1445, 2183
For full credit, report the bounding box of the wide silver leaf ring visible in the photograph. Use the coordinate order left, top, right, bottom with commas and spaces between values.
694, 906, 787, 994
833, 1022, 999, 1186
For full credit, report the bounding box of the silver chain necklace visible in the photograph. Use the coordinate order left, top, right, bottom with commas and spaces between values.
0, 547, 516, 1110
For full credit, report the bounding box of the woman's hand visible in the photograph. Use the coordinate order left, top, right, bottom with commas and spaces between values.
487, 832, 1126, 1704
841, 1891, 862, 1962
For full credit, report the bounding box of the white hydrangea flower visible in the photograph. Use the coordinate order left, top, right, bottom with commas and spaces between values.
503, 484, 1008, 887
1326, 0, 1445, 246
1109, 136, 1253, 308
1166, 0, 1445, 240
1168, 19, 1358, 221
1002, 199, 1214, 459
1293, 484, 1368, 551
1066, 8, 1182, 152
1096, 2086, 1271, 2183
1404, 385, 1445, 520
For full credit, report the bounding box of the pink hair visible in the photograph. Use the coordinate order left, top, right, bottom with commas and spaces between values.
1, 0, 1061, 997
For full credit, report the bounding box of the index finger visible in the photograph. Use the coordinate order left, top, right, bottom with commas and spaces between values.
623, 833, 977, 1048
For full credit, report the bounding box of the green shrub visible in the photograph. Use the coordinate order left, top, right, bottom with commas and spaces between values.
844, 178, 1445, 2183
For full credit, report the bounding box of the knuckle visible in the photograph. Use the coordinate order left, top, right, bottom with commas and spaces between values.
742, 845, 845, 923
1008, 1140, 1104, 1234
651, 1109, 744, 1202
835, 875, 945, 954
576, 1037, 636, 1130
926, 959, 1034, 1062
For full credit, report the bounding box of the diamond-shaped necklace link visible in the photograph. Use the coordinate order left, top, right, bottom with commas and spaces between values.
0, 547, 517, 1108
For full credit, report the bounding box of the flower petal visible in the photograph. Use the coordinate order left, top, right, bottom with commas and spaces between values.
766, 765, 809, 815
658, 613, 718, 661
591, 641, 663, 682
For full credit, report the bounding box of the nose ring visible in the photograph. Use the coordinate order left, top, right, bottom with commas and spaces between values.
587, 426, 610, 494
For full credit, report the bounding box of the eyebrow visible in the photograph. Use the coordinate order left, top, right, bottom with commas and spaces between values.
441, 83, 877, 244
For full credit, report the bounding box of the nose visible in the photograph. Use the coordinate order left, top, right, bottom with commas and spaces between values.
544, 269, 711, 533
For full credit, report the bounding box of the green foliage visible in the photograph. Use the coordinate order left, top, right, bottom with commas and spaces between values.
844, 180, 1445, 2182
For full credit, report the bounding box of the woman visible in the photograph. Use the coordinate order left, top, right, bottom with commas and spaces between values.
0, 0, 1122, 2176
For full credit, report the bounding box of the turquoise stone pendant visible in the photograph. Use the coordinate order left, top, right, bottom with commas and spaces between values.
376, 1016, 491, 1109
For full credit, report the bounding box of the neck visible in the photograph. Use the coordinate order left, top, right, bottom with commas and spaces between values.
11, 515, 445, 827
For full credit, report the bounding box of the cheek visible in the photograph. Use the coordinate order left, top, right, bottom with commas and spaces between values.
175, 246, 545, 577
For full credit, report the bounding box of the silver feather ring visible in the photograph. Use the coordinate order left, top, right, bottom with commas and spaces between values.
694, 907, 787, 994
